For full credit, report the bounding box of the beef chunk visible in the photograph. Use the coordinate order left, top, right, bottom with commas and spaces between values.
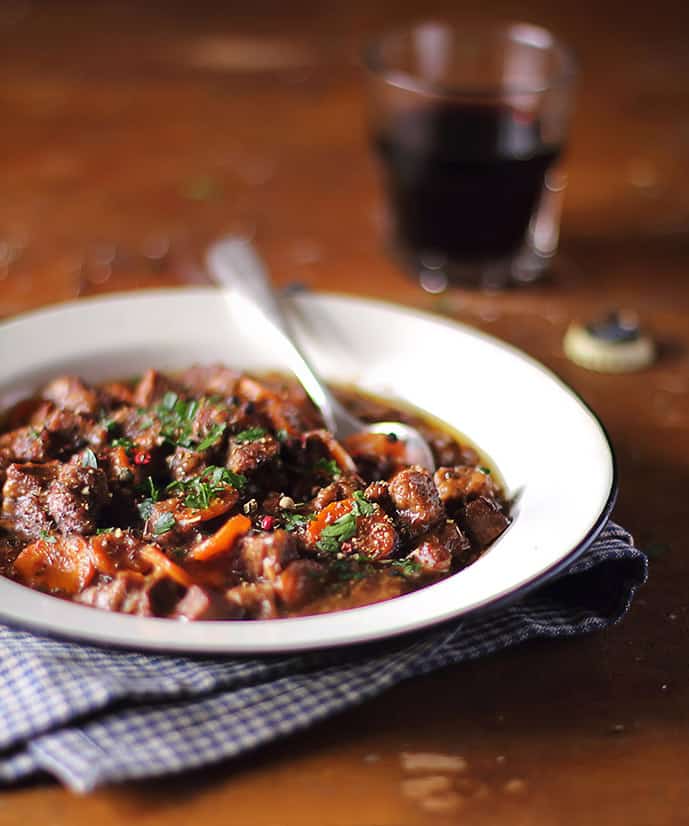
0, 426, 57, 462
461, 497, 509, 547
256, 387, 319, 438
101, 444, 138, 488
0, 448, 12, 489
363, 480, 395, 515
42, 376, 99, 414
227, 433, 280, 476
225, 581, 279, 618
172, 585, 243, 620
190, 399, 233, 441
347, 509, 399, 561
434, 466, 498, 510
410, 521, 472, 573
179, 365, 240, 398
18, 403, 103, 458
1, 462, 58, 539
46, 464, 110, 535
132, 369, 184, 407
98, 381, 135, 407
165, 401, 234, 476
311, 475, 364, 510
109, 405, 164, 453
0, 531, 22, 576
0, 403, 94, 461
424, 431, 479, 468
167, 446, 209, 482
388, 466, 444, 539
409, 541, 451, 574
142, 499, 189, 546
75, 572, 136, 611
276, 559, 325, 609
237, 529, 298, 581
76, 571, 184, 616
301, 429, 358, 476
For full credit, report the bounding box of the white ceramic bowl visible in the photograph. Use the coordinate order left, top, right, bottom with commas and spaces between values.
0, 289, 616, 653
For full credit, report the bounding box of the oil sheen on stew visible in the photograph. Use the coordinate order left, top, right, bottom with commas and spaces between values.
0, 366, 510, 621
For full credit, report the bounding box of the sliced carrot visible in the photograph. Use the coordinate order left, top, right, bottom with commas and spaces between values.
14, 536, 95, 595
111, 445, 133, 475
188, 514, 251, 562
138, 544, 192, 587
89, 534, 118, 576
305, 498, 354, 545
175, 487, 239, 528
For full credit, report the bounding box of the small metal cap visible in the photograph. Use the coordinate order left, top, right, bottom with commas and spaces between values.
563, 310, 655, 373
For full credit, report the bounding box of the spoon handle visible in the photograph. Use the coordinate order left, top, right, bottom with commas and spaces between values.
206, 238, 361, 438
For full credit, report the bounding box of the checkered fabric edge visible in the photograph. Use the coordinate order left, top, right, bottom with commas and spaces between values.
0, 521, 647, 793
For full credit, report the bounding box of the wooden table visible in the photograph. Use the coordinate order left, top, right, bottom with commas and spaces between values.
2, 1, 688, 823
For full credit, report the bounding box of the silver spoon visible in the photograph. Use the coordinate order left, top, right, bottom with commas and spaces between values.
206, 237, 435, 471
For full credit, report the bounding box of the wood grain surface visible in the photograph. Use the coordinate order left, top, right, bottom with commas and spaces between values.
1, 1, 688, 823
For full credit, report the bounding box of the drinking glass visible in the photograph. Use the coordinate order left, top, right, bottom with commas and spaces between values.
364, 20, 576, 289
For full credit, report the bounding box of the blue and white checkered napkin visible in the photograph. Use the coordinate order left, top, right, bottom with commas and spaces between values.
0, 521, 646, 793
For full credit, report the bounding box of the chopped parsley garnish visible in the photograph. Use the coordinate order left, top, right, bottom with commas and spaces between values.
207, 465, 246, 489
391, 558, 422, 577
96, 527, 115, 535
316, 511, 357, 553
136, 476, 160, 502
479, 466, 491, 475
157, 392, 199, 447
352, 490, 375, 517
185, 399, 200, 421
111, 437, 134, 450
38, 530, 57, 544
28, 427, 41, 441
153, 512, 176, 535
167, 465, 245, 509
234, 426, 267, 444
276, 429, 288, 443
138, 500, 154, 520
136, 476, 161, 520
329, 559, 369, 582
282, 511, 315, 532
100, 416, 118, 434
314, 493, 375, 552
160, 392, 179, 411
156, 393, 226, 452
196, 423, 227, 452
81, 448, 98, 468
314, 458, 341, 479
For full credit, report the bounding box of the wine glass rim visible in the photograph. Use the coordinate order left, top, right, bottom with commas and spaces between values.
362, 19, 577, 98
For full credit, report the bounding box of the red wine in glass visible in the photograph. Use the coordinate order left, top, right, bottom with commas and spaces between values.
374, 102, 562, 283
